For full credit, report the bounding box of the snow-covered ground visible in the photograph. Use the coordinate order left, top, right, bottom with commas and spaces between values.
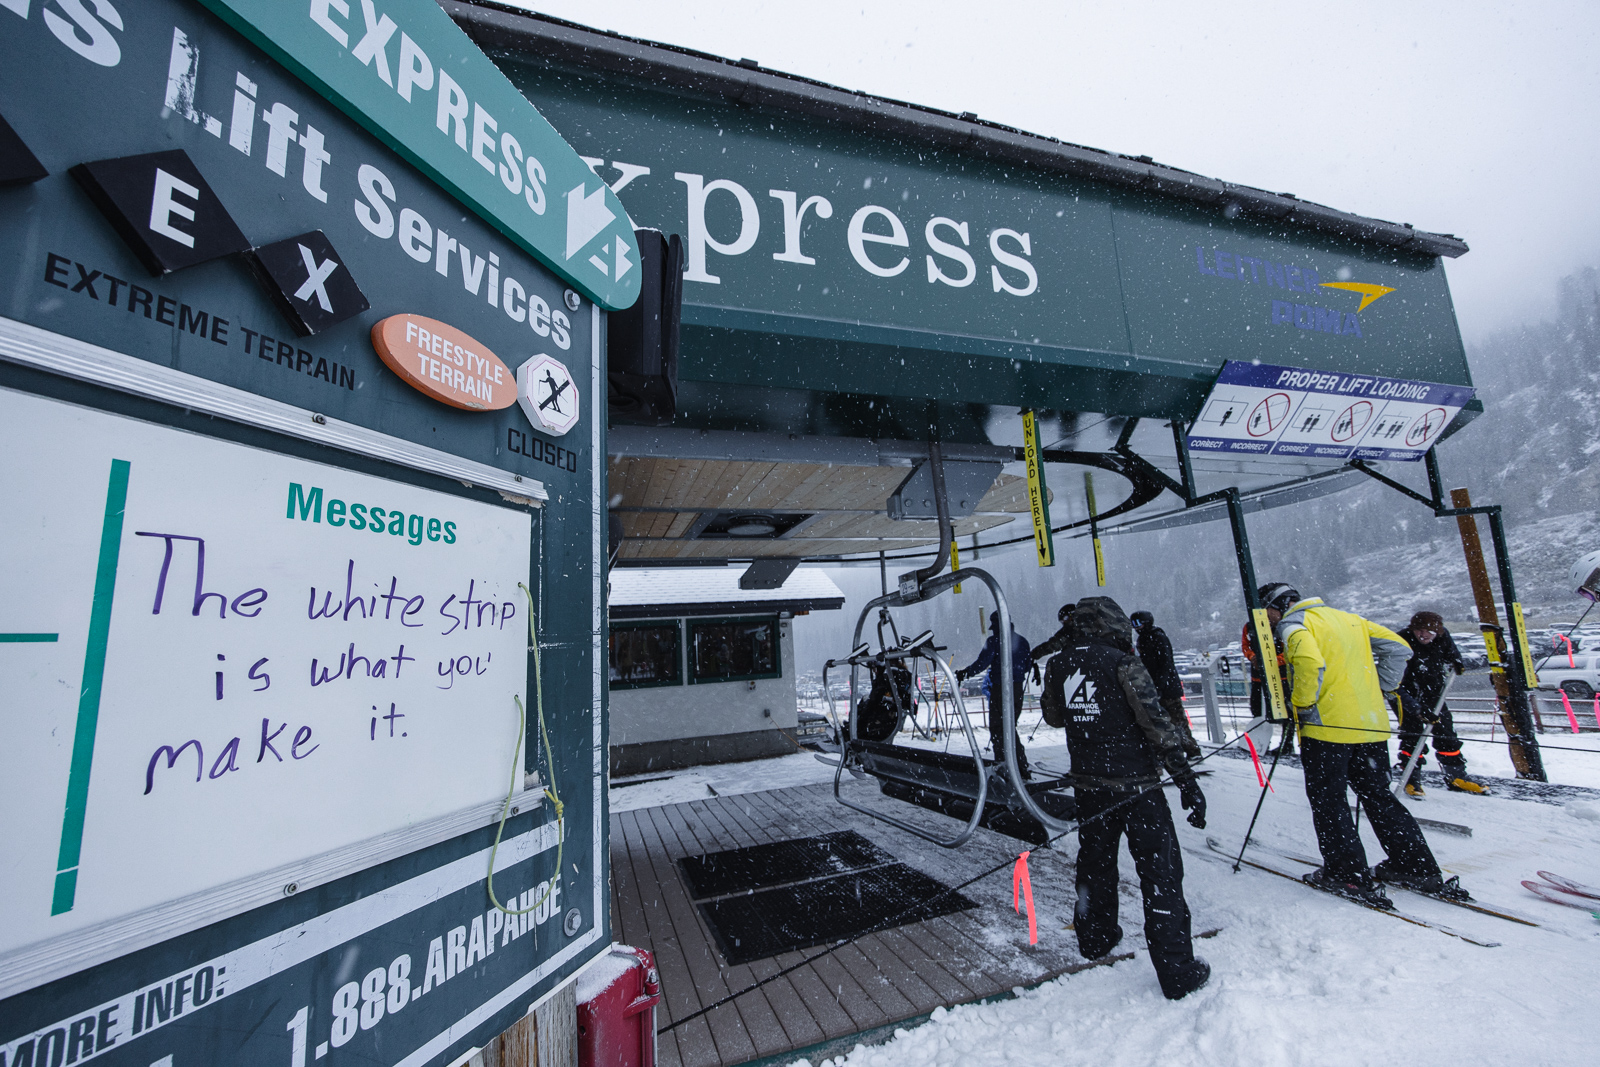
781, 738, 1600, 1067
609, 712, 1600, 1067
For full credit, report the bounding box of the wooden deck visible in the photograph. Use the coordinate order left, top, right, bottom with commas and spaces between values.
609, 768, 1112, 1067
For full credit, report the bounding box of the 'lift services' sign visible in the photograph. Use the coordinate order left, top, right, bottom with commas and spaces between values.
198, 0, 641, 310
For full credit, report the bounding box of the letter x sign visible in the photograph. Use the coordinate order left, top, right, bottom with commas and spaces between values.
249, 230, 370, 336
70, 150, 249, 275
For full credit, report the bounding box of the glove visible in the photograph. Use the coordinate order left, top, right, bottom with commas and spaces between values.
1178, 777, 1207, 829
955, 669, 968, 682
1453, 662, 1466, 676
1031, 666, 1042, 685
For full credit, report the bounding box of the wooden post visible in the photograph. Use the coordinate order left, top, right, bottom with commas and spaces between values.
1084, 471, 1105, 586
1449, 488, 1545, 779
473, 978, 578, 1067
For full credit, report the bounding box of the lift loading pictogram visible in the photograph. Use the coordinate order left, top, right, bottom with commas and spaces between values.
1199, 395, 1250, 429
1289, 405, 1333, 435
1331, 400, 1373, 442
1406, 407, 1448, 447
1366, 412, 1407, 442
1247, 393, 1291, 436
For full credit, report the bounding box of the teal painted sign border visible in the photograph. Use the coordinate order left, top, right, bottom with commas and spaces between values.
52, 459, 130, 915
198, 0, 640, 311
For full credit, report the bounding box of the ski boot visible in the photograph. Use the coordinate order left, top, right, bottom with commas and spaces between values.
1443, 770, 1488, 795
1302, 867, 1394, 909
1402, 764, 1425, 799
1373, 860, 1473, 901
1160, 957, 1212, 1001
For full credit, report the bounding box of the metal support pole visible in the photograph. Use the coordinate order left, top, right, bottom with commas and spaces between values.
1486, 507, 1547, 780
1449, 488, 1545, 780
1424, 447, 1447, 508
906, 440, 952, 593
1225, 489, 1261, 613
1171, 420, 1199, 503
1200, 659, 1224, 743
1227, 488, 1289, 732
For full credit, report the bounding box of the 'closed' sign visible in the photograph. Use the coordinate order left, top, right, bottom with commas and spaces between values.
371, 315, 516, 411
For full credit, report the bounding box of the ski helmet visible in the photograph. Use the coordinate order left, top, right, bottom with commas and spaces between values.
1257, 582, 1300, 613
1058, 602, 1076, 623
1130, 610, 1154, 630
1573, 550, 1600, 603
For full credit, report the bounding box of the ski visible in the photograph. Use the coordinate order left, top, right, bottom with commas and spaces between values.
1522, 881, 1600, 915
1536, 871, 1600, 901
1253, 843, 1539, 927
1202, 838, 1501, 947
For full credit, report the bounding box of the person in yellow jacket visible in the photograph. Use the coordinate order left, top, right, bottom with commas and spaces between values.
1259, 583, 1471, 906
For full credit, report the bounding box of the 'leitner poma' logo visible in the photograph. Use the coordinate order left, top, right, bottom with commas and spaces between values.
1194, 246, 1395, 339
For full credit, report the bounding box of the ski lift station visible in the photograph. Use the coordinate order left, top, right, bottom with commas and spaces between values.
608, 567, 844, 775
0, 3, 1570, 1067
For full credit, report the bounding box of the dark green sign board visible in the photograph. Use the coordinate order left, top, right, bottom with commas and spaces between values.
0, 2, 606, 1064
493, 54, 1470, 428
198, 0, 640, 311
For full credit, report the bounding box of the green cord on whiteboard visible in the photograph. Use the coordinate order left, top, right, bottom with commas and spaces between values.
485, 583, 563, 917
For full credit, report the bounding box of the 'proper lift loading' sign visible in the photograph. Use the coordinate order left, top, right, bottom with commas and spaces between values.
1187, 360, 1475, 463
0, 389, 531, 958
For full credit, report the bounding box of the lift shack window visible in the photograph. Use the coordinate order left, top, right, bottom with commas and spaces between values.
689, 617, 780, 684
609, 621, 683, 689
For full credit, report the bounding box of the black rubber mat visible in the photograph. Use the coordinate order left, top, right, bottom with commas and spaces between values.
677, 830, 893, 900
880, 779, 1076, 846
696, 863, 975, 965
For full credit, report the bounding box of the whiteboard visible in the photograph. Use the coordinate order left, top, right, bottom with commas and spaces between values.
0, 389, 531, 957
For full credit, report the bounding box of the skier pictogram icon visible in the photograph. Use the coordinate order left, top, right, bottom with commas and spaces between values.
1405, 407, 1447, 448
1247, 393, 1291, 437
517, 354, 581, 436
1331, 400, 1373, 442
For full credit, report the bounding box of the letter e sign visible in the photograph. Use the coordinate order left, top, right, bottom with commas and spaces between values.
249, 230, 370, 336
70, 150, 249, 275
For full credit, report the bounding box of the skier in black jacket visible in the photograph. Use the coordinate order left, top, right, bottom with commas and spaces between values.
1131, 610, 1202, 759
957, 612, 1035, 777
1030, 602, 1078, 663
1396, 611, 1485, 796
1042, 596, 1211, 1001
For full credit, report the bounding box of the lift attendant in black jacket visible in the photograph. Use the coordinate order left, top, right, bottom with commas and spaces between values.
1131, 610, 1203, 760
1041, 596, 1211, 1001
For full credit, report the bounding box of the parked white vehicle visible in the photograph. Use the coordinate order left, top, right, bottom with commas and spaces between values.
1452, 632, 1489, 668
1535, 652, 1600, 701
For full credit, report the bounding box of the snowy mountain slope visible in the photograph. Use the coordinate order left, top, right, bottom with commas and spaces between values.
1315, 509, 1600, 626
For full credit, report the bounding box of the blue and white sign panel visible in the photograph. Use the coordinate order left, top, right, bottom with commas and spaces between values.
1186, 361, 1475, 463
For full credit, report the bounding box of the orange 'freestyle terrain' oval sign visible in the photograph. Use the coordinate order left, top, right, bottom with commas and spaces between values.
371, 315, 516, 411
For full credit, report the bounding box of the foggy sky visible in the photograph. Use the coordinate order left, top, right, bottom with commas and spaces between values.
506, 0, 1600, 340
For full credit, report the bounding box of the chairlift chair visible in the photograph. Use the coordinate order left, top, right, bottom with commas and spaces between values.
821, 567, 1076, 848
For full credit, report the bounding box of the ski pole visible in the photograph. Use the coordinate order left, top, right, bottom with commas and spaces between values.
1390, 676, 1454, 797
1232, 733, 1285, 872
